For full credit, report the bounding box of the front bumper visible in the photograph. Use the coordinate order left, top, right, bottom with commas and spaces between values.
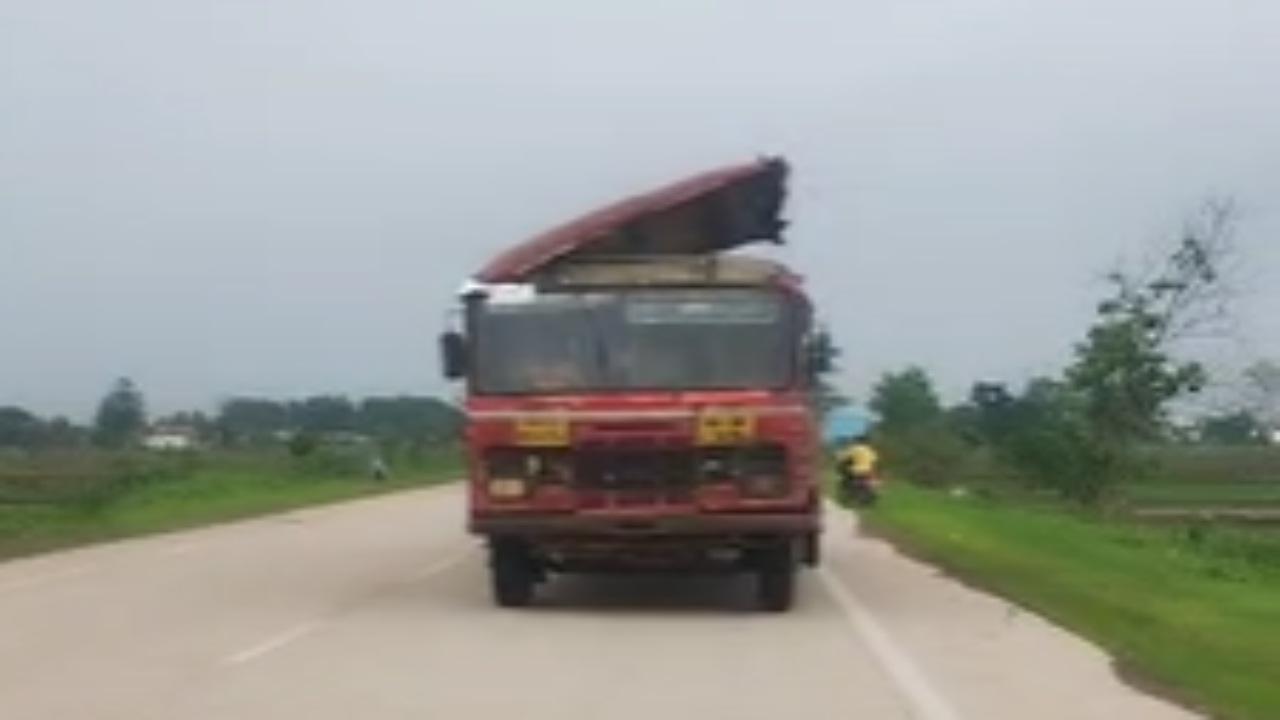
470, 511, 819, 538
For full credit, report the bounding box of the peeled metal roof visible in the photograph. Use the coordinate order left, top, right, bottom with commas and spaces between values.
474, 157, 788, 283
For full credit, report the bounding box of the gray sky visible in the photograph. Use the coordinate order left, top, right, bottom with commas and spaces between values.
3, 0, 1278, 419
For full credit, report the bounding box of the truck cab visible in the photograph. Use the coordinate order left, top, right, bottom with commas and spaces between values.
441, 159, 826, 611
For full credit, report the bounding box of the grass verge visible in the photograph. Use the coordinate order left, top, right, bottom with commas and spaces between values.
862, 484, 1280, 720
0, 452, 460, 560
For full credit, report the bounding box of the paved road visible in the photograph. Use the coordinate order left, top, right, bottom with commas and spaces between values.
0, 485, 1199, 720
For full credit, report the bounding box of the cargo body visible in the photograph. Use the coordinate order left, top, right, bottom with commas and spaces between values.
441, 159, 826, 610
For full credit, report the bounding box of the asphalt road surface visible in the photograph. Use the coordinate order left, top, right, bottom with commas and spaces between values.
0, 485, 1200, 720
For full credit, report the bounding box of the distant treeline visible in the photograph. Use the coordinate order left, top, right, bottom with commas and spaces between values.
0, 382, 461, 452
0, 409, 85, 450
214, 395, 461, 446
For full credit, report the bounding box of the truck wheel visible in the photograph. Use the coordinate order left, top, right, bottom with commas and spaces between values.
490, 540, 535, 608
756, 542, 796, 612
801, 532, 821, 567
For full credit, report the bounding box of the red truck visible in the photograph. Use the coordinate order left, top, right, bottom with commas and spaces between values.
439, 158, 828, 611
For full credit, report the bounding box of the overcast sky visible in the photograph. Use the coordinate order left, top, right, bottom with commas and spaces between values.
3, 0, 1278, 419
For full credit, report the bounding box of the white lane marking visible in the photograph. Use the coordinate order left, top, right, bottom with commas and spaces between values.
221, 549, 471, 667
819, 567, 964, 720
0, 565, 91, 595
222, 621, 322, 666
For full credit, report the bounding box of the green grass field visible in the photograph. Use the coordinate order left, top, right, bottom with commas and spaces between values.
1121, 481, 1280, 508
1145, 446, 1280, 485
863, 484, 1280, 720
0, 448, 460, 560
1121, 446, 1280, 510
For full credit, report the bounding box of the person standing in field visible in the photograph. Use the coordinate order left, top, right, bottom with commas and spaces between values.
836, 433, 880, 508
369, 453, 389, 482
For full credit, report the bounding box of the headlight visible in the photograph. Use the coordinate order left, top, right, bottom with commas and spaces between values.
488, 478, 529, 499
485, 448, 570, 487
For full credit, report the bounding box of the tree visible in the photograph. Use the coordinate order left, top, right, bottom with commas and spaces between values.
0, 406, 44, 449
966, 202, 1236, 503
997, 378, 1119, 503
1068, 200, 1235, 438
43, 417, 86, 448
871, 366, 941, 433
289, 396, 357, 433
1242, 360, 1280, 427
954, 382, 1018, 444
214, 394, 462, 448
0, 409, 86, 450
812, 377, 851, 419
217, 398, 290, 443
1199, 411, 1264, 445
93, 378, 146, 448
357, 396, 461, 445
1055, 199, 1235, 500
805, 328, 849, 419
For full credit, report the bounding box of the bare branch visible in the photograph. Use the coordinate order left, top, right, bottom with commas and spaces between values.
1146, 196, 1239, 344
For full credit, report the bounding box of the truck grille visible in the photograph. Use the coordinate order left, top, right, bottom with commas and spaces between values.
483, 444, 790, 506
572, 449, 697, 506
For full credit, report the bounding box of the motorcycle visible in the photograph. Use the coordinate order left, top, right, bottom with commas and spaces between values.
838, 467, 880, 508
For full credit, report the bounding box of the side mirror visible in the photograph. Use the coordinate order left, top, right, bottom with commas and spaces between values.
439, 331, 468, 380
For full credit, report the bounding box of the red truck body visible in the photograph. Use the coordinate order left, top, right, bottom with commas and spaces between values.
443, 158, 824, 610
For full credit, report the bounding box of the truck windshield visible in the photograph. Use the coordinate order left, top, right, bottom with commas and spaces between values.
472, 289, 795, 393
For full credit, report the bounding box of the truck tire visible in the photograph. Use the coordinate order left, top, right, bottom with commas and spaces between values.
490, 540, 535, 608
801, 532, 821, 567
756, 542, 796, 612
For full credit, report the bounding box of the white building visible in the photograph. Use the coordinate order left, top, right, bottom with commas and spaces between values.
142, 425, 197, 451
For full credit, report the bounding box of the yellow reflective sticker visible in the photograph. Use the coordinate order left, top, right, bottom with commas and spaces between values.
696, 410, 757, 445
514, 417, 570, 447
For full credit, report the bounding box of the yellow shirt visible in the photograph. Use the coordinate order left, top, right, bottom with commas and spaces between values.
837, 443, 879, 476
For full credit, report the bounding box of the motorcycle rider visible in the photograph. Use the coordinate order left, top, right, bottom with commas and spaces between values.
835, 433, 880, 507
